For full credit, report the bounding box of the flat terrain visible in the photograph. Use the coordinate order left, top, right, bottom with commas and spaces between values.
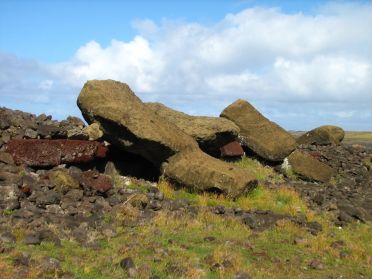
344, 132, 372, 149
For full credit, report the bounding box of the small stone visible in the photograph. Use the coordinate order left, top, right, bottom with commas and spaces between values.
13, 252, 31, 266
306, 221, 322, 235
154, 191, 164, 201
148, 200, 162, 211
24, 128, 38, 139
293, 237, 306, 245
222, 259, 233, 268
339, 250, 350, 258
233, 271, 252, 279
24, 234, 41, 245
0, 151, 14, 165
127, 267, 138, 278
60, 272, 76, 279
234, 207, 243, 215
330, 240, 345, 249
67, 128, 89, 140
120, 257, 135, 270
214, 205, 225, 214
204, 236, 216, 242
308, 259, 324, 270
40, 257, 61, 272
0, 232, 16, 243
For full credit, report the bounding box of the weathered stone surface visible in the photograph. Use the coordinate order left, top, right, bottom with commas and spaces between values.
297, 125, 345, 145
288, 150, 335, 182
220, 99, 296, 161
66, 128, 89, 140
6, 139, 107, 167
0, 185, 20, 210
77, 80, 198, 166
164, 151, 257, 198
0, 151, 14, 164
37, 123, 60, 138
220, 141, 244, 158
79, 171, 113, 193
146, 102, 239, 156
83, 123, 104, 141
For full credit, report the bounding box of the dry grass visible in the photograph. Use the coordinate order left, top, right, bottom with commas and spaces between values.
344, 131, 372, 142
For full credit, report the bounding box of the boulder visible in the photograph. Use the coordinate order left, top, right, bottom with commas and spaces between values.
6, 139, 107, 167
77, 80, 198, 166
0, 185, 20, 210
0, 151, 14, 165
287, 150, 335, 182
79, 171, 113, 193
146, 102, 239, 156
164, 150, 258, 199
220, 141, 245, 158
297, 125, 345, 145
220, 99, 296, 162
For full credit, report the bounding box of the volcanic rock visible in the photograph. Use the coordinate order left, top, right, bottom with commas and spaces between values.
0, 151, 14, 165
6, 139, 107, 167
287, 150, 335, 182
79, 171, 113, 193
164, 150, 258, 198
220, 99, 296, 161
297, 125, 345, 145
0, 185, 20, 210
146, 102, 240, 156
220, 141, 245, 158
77, 80, 198, 166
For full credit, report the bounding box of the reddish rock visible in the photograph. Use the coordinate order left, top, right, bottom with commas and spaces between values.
6, 139, 107, 167
79, 171, 113, 193
220, 141, 244, 158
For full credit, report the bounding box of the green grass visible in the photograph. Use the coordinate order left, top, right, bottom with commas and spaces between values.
159, 180, 307, 216
1, 210, 371, 279
232, 156, 284, 183
0, 157, 370, 278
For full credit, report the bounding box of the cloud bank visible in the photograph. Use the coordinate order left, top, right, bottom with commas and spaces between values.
1, 2, 371, 130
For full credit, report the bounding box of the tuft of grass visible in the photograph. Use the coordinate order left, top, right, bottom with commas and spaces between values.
159, 179, 307, 216
232, 156, 284, 183
1, 209, 14, 216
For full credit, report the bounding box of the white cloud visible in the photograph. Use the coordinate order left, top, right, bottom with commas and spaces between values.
38, 79, 53, 90
1, 2, 372, 130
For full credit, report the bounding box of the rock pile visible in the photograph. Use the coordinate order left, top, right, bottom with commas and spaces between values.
292, 143, 372, 224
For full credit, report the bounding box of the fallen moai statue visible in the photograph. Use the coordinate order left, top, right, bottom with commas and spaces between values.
146, 102, 240, 157
6, 139, 107, 167
297, 125, 345, 145
77, 80, 258, 198
220, 99, 297, 162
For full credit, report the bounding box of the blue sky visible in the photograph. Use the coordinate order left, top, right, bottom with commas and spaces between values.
1, 0, 372, 130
